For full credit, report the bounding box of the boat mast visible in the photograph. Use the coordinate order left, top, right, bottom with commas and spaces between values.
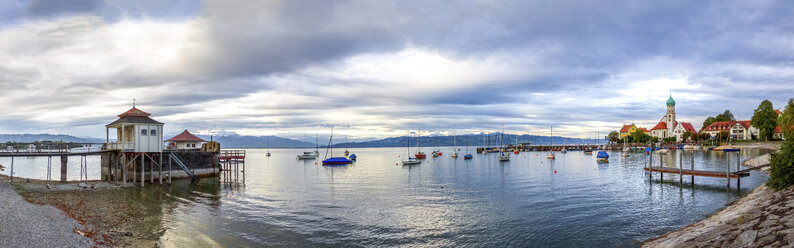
417, 130, 421, 153
453, 124, 456, 151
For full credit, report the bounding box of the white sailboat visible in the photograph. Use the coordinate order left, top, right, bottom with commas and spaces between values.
546, 126, 555, 159
499, 126, 510, 161
451, 124, 458, 158
403, 130, 421, 165
266, 136, 271, 157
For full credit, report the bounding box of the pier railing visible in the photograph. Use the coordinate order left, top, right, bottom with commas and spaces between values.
103, 142, 134, 151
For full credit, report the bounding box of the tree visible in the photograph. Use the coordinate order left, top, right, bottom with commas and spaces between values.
768, 98, 794, 190
779, 98, 794, 139
716, 130, 730, 143
630, 129, 650, 143
663, 137, 677, 143
651, 136, 660, 143
751, 100, 778, 141
703, 110, 736, 128
608, 131, 620, 143
682, 131, 692, 142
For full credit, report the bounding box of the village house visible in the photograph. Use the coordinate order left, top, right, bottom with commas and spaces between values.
700, 120, 759, 140
166, 129, 207, 150
105, 106, 164, 152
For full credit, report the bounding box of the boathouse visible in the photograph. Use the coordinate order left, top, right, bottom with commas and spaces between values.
105, 107, 163, 152
166, 130, 206, 150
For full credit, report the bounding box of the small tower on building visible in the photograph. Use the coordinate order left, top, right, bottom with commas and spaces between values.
665, 94, 676, 135
166, 130, 207, 150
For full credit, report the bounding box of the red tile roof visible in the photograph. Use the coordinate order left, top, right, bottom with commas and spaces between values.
680, 122, 697, 134
651, 121, 667, 130
639, 128, 649, 132
776, 126, 782, 133
118, 107, 151, 117
735, 120, 751, 129
776, 109, 783, 115
166, 130, 206, 142
620, 124, 632, 132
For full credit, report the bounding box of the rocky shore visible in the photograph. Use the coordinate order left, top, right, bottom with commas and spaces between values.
0, 181, 92, 247
643, 153, 794, 247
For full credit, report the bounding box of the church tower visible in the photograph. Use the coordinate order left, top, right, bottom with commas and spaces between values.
665, 94, 676, 137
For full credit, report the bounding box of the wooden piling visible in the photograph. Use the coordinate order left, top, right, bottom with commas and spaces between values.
150, 154, 154, 183
10, 156, 14, 182
737, 152, 741, 190
123, 153, 127, 186
168, 153, 172, 185
660, 154, 663, 181
140, 154, 144, 187
60, 155, 68, 182
691, 154, 694, 187
159, 152, 163, 185
726, 152, 730, 188
679, 153, 683, 184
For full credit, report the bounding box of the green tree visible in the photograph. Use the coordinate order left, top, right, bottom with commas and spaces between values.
608, 131, 620, 143
651, 136, 660, 143
768, 98, 794, 190
630, 129, 650, 143
703, 110, 736, 128
779, 98, 794, 139
751, 100, 778, 141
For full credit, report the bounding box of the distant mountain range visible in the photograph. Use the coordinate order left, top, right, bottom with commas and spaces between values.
0, 133, 606, 148
332, 133, 604, 148
0, 134, 104, 143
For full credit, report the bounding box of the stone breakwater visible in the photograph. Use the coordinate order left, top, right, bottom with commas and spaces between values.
643, 153, 794, 247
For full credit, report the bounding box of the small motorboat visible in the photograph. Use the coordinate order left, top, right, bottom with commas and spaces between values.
432, 151, 440, 157
297, 151, 316, 159
499, 152, 510, 161
348, 154, 357, 161
463, 154, 473, 159
415, 152, 427, 159
402, 157, 421, 165
546, 152, 555, 159
513, 150, 519, 154
597, 151, 609, 162
657, 149, 670, 154
322, 157, 353, 165
451, 151, 458, 158
714, 145, 740, 152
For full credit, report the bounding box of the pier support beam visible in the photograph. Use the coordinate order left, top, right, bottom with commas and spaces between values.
60, 155, 68, 182
140, 154, 144, 187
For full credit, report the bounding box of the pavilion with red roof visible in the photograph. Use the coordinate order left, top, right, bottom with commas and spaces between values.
166, 130, 207, 150
105, 106, 164, 152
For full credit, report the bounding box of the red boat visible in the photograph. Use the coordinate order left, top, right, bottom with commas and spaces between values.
415, 152, 427, 159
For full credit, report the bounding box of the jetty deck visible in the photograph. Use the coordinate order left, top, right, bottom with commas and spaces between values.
643, 167, 749, 178
0, 151, 106, 157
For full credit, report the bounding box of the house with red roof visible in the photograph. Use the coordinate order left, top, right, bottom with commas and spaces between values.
776, 109, 783, 117
166, 130, 207, 150
645, 94, 698, 141
700, 120, 759, 140
672, 122, 698, 141
105, 106, 164, 152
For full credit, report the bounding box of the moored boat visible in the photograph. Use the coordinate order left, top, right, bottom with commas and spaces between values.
597, 151, 609, 162
321, 126, 353, 166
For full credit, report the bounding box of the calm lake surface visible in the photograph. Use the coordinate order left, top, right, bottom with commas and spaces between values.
1, 147, 770, 247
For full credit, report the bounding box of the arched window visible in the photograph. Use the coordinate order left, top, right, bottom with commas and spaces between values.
141, 129, 148, 136
150, 129, 157, 136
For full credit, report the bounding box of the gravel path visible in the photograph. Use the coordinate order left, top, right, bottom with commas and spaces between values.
0, 182, 92, 247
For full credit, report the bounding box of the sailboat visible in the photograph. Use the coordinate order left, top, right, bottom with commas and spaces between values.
622, 129, 629, 157
481, 131, 488, 155
451, 124, 458, 158
266, 136, 271, 157
298, 132, 315, 159
464, 137, 472, 159
313, 134, 320, 157
560, 130, 567, 153
584, 132, 593, 155
513, 133, 520, 154
499, 126, 510, 161
322, 126, 353, 165
344, 135, 350, 157
402, 130, 421, 165
546, 126, 555, 159
415, 130, 427, 159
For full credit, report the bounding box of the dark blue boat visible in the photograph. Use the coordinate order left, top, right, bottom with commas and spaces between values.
349, 154, 357, 161
322, 157, 353, 165
596, 151, 609, 162
463, 154, 473, 159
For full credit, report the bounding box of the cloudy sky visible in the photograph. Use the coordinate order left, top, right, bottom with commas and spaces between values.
0, 0, 792, 140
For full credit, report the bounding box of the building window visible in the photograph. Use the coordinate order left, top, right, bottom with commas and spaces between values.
150, 129, 157, 136
141, 129, 147, 136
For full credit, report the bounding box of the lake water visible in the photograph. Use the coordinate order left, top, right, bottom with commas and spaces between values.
1, 147, 770, 247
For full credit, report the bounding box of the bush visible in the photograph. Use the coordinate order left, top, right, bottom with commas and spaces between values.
768, 138, 794, 190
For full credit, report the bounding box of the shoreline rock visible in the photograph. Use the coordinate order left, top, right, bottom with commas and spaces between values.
643, 151, 791, 247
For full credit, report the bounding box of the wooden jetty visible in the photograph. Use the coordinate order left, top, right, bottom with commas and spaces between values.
643, 167, 749, 178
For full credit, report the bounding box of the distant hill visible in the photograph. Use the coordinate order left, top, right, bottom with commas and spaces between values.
0, 134, 104, 143
333, 133, 604, 148
197, 134, 315, 148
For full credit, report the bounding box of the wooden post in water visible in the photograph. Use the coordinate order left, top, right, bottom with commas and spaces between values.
123, 153, 127, 186
132, 155, 136, 184
726, 152, 730, 188
660, 154, 663, 181
60, 155, 68, 182
737, 152, 741, 190
159, 152, 163, 185
140, 154, 145, 187
150, 155, 154, 183
691, 154, 695, 187
168, 153, 172, 185
10, 156, 14, 182
679, 153, 683, 184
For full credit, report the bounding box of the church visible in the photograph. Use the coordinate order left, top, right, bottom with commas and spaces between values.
649, 95, 698, 141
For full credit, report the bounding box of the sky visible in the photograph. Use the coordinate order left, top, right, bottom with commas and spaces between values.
0, 0, 792, 140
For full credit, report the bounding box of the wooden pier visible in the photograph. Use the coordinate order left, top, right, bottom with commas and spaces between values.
643, 167, 749, 178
